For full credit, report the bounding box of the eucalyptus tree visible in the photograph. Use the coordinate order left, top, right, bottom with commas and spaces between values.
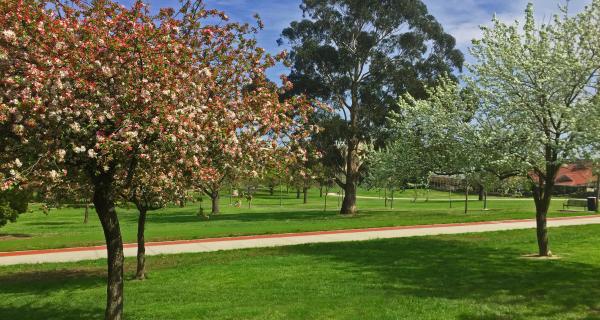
468, 2, 600, 256
280, 0, 463, 214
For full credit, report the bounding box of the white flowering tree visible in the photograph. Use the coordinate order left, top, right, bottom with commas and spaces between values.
468, 2, 600, 256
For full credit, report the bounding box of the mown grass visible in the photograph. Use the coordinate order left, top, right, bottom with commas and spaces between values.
0, 188, 589, 252
1, 224, 600, 319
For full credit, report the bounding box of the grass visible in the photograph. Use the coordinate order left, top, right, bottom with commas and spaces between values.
0, 188, 589, 252
1, 224, 600, 319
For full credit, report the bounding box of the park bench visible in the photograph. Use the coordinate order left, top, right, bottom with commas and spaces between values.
562, 199, 588, 211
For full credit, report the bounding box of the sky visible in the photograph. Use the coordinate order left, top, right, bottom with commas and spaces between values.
120, 0, 593, 82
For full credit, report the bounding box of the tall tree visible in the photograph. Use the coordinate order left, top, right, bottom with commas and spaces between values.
468, 2, 600, 256
280, 0, 463, 214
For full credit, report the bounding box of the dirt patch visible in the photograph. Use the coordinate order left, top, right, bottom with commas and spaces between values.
521, 253, 562, 260
0, 233, 31, 241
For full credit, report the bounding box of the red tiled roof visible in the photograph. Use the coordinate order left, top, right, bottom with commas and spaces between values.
531, 163, 598, 187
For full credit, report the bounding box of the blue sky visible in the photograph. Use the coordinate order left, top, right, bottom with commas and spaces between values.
121, 0, 592, 82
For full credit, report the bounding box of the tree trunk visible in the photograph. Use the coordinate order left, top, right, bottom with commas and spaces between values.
84, 203, 89, 224
533, 193, 550, 256
324, 185, 328, 211
532, 160, 559, 257
211, 190, 220, 214
135, 207, 147, 280
464, 185, 469, 214
303, 186, 308, 204
483, 191, 488, 210
319, 185, 323, 198
269, 185, 274, 196
478, 184, 485, 201
296, 188, 300, 199
596, 175, 600, 213
340, 139, 358, 215
384, 188, 387, 208
390, 189, 394, 209
92, 173, 124, 320
340, 179, 357, 215
279, 182, 283, 207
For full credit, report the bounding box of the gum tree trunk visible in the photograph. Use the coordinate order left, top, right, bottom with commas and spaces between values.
340, 137, 358, 215
135, 207, 147, 280
84, 203, 89, 224
92, 173, 124, 320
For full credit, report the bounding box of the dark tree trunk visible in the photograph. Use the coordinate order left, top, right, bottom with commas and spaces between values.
296, 188, 301, 199
303, 186, 308, 204
84, 203, 89, 224
135, 207, 147, 280
319, 185, 323, 198
269, 185, 274, 196
92, 173, 124, 320
211, 190, 220, 214
483, 191, 488, 210
478, 184, 485, 201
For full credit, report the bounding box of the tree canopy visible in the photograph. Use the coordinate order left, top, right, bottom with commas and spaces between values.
280, 0, 464, 214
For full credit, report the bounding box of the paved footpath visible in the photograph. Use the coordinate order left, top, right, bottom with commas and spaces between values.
1, 215, 600, 266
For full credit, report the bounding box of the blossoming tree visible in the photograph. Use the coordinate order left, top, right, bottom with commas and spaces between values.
0, 0, 216, 318
468, 2, 600, 256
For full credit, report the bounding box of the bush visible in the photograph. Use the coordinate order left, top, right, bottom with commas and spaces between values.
0, 188, 30, 228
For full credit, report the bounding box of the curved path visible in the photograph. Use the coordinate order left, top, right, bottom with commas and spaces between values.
1, 215, 599, 266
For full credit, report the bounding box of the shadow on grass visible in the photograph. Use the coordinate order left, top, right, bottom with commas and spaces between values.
0, 233, 31, 239
283, 236, 600, 319
143, 209, 353, 224
0, 268, 106, 319
0, 304, 104, 320
0, 268, 106, 295
24, 221, 78, 226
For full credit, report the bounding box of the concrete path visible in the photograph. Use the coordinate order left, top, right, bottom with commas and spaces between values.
1, 215, 600, 266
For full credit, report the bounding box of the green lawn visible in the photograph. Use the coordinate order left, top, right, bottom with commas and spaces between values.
0, 188, 589, 252
1, 224, 599, 319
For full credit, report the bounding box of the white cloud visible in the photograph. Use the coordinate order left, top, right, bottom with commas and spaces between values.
425, 0, 592, 51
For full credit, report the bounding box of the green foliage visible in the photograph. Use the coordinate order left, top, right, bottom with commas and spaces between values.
0, 188, 29, 228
